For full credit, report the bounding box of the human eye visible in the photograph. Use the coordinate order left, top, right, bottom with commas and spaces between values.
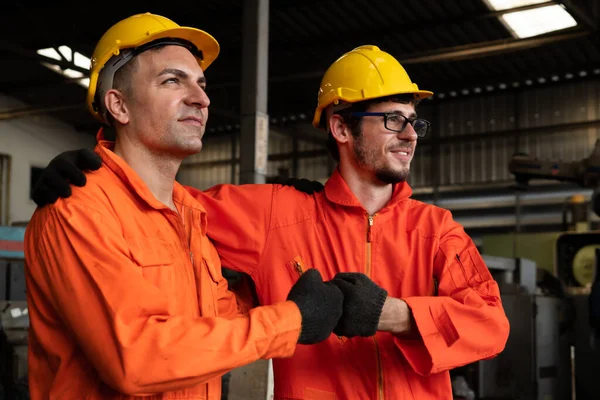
386, 114, 404, 123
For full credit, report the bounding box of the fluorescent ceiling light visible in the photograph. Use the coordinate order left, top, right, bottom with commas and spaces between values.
36, 48, 61, 61
484, 0, 548, 11
500, 5, 577, 38
58, 45, 72, 62
36, 45, 90, 88
62, 69, 84, 79
73, 52, 91, 70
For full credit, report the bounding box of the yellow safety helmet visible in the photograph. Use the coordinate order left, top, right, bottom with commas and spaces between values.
312, 45, 433, 129
87, 12, 220, 122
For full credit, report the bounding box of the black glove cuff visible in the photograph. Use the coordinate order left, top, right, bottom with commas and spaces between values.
363, 286, 388, 336
298, 308, 321, 344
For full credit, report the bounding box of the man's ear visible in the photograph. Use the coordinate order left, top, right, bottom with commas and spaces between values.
104, 89, 130, 125
329, 114, 352, 145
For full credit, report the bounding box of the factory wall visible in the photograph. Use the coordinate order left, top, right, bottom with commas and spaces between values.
0, 94, 95, 225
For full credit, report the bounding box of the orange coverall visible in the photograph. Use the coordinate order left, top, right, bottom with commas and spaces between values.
24, 137, 301, 399
188, 169, 510, 400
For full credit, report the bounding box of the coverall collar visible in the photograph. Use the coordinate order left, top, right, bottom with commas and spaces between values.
324, 167, 413, 211
95, 128, 208, 234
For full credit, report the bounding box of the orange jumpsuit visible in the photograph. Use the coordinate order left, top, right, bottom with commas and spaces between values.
24, 137, 301, 399
189, 169, 510, 400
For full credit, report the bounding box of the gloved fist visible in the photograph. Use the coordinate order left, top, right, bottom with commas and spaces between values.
282, 178, 324, 194
331, 272, 388, 338
32, 148, 101, 207
287, 269, 343, 344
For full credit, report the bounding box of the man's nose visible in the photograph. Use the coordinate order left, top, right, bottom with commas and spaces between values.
398, 123, 418, 141
186, 85, 210, 109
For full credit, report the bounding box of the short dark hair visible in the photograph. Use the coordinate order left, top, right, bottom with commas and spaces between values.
104, 57, 139, 127
326, 94, 419, 162
104, 44, 168, 127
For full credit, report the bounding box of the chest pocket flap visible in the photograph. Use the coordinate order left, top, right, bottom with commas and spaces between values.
128, 235, 173, 267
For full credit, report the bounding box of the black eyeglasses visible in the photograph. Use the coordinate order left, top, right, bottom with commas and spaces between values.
350, 112, 430, 138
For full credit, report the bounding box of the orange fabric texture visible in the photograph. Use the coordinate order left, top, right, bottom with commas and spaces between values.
24, 136, 301, 399
193, 169, 510, 400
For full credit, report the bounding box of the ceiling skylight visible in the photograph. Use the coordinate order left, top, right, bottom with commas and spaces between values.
484, 0, 548, 11
500, 5, 578, 38
483, 0, 578, 38
36, 45, 90, 88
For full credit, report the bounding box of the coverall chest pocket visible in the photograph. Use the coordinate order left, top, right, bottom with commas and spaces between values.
128, 236, 175, 292
198, 236, 224, 285
202, 255, 224, 284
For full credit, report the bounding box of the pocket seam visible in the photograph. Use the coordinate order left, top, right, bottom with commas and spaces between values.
128, 236, 173, 267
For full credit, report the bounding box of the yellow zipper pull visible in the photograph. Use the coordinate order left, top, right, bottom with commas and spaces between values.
367, 215, 374, 242
295, 261, 304, 275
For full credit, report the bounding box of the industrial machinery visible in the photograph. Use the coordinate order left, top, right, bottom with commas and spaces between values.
509, 139, 600, 194
453, 256, 571, 400
501, 144, 600, 399
508, 140, 600, 289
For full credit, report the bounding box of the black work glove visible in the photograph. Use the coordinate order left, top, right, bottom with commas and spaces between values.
287, 269, 343, 344
32, 148, 102, 207
282, 178, 324, 194
331, 272, 388, 338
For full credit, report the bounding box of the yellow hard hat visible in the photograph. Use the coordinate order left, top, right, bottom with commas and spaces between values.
312, 45, 433, 129
87, 12, 220, 122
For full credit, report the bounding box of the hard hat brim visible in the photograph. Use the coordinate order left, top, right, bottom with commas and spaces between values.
135, 26, 220, 71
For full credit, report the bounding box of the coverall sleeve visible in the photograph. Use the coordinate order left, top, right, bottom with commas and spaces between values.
215, 267, 249, 317
209, 245, 253, 317
184, 184, 275, 277
30, 202, 300, 395
396, 211, 510, 376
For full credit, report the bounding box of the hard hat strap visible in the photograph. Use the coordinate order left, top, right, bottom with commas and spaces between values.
134, 38, 204, 61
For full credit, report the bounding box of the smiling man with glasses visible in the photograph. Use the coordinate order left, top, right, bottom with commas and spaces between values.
31, 45, 509, 400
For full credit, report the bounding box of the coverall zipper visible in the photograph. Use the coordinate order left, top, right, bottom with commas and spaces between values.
366, 215, 374, 276
294, 260, 304, 275
172, 205, 197, 305
366, 213, 384, 400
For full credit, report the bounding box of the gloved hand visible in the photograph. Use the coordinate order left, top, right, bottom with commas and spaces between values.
32, 148, 101, 207
281, 178, 324, 194
287, 269, 343, 344
331, 272, 388, 337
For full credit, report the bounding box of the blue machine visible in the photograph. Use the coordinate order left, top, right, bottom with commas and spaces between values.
0, 226, 24, 261
0, 226, 26, 302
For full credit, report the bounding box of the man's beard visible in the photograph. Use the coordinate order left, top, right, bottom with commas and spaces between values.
375, 167, 409, 184
353, 135, 410, 184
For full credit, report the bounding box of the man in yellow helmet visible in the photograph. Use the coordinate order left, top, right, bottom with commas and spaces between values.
23, 13, 346, 399
34, 45, 509, 399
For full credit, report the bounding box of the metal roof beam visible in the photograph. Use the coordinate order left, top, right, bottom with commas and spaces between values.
211, 28, 590, 88
268, 1, 557, 53
397, 28, 589, 64
0, 103, 83, 121
557, 0, 598, 30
